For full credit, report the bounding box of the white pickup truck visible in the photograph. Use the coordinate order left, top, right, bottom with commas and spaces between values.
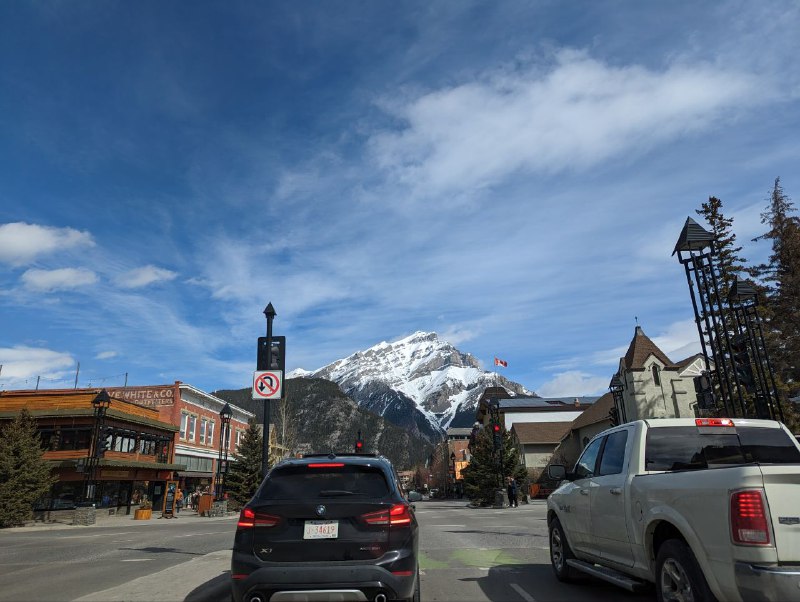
546, 417, 800, 602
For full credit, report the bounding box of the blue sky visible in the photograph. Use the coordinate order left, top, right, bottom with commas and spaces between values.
1, 1, 799, 396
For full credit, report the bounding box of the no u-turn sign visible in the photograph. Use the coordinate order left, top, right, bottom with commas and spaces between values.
252, 370, 283, 399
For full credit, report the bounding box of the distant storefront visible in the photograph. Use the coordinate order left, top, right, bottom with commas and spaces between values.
0, 389, 184, 515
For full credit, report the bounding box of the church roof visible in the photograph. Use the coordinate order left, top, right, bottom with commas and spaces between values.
623, 326, 676, 370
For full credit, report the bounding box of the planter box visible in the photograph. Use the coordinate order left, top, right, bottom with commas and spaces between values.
134, 508, 152, 520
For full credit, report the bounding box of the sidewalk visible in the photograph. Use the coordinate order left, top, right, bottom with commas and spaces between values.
5, 507, 238, 532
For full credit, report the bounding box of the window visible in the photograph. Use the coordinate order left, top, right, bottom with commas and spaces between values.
187, 414, 197, 442
199, 419, 208, 445
645, 426, 800, 472
598, 430, 628, 476
259, 465, 390, 500
574, 437, 603, 479
208, 421, 215, 447
235, 429, 244, 450
652, 365, 661, 386
180, 412, 189, 440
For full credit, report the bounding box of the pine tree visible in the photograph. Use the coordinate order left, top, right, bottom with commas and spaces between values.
696, 196, 748, 303
750, 178, 800, 429
0, 409, 57, 528
225, 419, 263, 511
462, 427, 526, 506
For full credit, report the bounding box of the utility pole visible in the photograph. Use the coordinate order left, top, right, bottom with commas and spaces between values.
261, 303, 275, 478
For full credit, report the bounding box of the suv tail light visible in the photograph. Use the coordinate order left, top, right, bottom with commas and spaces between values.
237, 507, 281, 529
361, 504, 412, 526
730, 489, 771, 546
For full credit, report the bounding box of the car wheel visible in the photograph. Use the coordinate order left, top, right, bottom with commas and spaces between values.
549, 517, 579, 582
656, 539, 717, 602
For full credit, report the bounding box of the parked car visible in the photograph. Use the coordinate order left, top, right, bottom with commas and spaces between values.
407, 490, 423, 502
547, 417, 800, 602
231, 453, 420, 602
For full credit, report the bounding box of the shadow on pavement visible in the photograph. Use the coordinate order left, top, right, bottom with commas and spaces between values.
184, 570, 231, 602
468, 562, 653, 602
119, 546, 205, 556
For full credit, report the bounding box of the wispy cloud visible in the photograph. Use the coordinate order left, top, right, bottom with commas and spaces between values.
116, 265, 178, 289
95, 351, 118, 360
537, 371, 610, 397
21, 267, 98, 292
0, 345, 75, 388
0, 222, 95, 266
369, 51, 770, 202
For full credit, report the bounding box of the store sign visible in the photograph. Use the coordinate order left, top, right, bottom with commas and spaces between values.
101, 470, 131, 478
107, 386, 175, 408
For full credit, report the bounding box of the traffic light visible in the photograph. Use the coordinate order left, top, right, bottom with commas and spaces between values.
355, 430, 364, 453
730, 335, 754, 391
492, 423, 502, 451
257, 336, 286, 371
693, 372, 716, 410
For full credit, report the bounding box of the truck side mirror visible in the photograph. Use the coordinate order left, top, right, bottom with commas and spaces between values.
548, 464, 567, 481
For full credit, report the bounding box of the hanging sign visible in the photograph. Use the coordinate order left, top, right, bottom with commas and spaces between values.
252, 370, 283, 400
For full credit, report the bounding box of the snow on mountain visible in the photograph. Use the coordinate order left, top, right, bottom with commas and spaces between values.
296, 331, 535, 443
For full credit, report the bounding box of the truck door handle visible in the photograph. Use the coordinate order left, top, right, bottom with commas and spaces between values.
580, 489, 589, 496
610, 487, 622, 495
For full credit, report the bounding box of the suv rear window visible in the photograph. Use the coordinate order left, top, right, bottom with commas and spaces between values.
645, 426, 800, 472
259, 464, 390, 500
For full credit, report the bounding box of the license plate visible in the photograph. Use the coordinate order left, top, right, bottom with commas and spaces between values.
303, 520, 338, 539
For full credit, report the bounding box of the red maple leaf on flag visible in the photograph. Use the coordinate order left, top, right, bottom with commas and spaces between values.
494, 357, 508, 368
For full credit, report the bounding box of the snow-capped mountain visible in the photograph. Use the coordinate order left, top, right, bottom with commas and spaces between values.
294, 331, 535, 443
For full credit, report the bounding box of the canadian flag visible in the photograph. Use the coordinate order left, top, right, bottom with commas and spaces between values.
494, 357, 508, 368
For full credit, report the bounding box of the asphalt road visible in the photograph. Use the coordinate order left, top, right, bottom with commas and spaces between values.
0, 501, 655, 602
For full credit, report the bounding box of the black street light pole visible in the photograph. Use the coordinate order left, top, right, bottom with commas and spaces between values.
262, 303, 275, 478
450, 451, 456, 498
84, 389, 111, 505
216, 403, 233, 500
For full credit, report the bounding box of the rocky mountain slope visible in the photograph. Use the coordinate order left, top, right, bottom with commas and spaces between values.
214, 377, 432, 470
294, 331, 535, 442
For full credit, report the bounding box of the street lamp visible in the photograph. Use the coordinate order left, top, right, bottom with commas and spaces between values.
450, 451, 456, 498
84, 389, 111, 504
216, 403, 233, 500
608, 374, 625, 425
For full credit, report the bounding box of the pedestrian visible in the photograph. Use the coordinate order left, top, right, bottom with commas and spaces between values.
507, 478, 518, 508
176, 487, 184, 514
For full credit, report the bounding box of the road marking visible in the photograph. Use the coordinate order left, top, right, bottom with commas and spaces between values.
510, 583, 537, 602
432, 524, 466, 527
120, 559, 153, 562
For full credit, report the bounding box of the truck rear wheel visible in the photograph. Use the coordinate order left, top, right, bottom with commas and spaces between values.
549, 517, 579, 582
655, 539, 717, 602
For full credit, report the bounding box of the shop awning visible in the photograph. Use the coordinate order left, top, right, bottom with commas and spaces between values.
176, 471, 214, 478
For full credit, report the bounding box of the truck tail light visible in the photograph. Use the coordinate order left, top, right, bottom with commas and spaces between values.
695, 418, 735, 427
730, 489, 771, 546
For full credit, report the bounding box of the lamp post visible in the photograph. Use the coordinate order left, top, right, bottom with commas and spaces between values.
216, 403, 233, 500
450, 451, 456, 498
609, 374, 625, 425
84, 389, 111, 504
262, 303, 276, 478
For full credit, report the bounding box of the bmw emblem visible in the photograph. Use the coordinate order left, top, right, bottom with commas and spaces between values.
315, 505, 326, 516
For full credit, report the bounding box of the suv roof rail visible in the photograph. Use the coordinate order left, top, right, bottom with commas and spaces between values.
302, 452, 381, 459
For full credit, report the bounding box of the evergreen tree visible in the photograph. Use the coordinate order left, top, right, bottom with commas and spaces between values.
696, 196, 748, 303
225, 419, 263, 511
462, 427, 526, 506
0, 409, 57, 528
750, 178, 800, 429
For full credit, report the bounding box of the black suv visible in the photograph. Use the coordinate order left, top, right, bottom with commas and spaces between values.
231, 453, 420, 602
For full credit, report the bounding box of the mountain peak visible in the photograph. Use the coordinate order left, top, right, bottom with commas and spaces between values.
303, 331, 534, 440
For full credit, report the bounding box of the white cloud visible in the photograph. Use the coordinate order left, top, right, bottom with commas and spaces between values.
21, 267, 98, 292
537, 370, 609, 397
0, 222, 95, 266
0, 345, 75, 383
95, 351, 118, 360
117, 265, 178, 289
370, 50, 769, 199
